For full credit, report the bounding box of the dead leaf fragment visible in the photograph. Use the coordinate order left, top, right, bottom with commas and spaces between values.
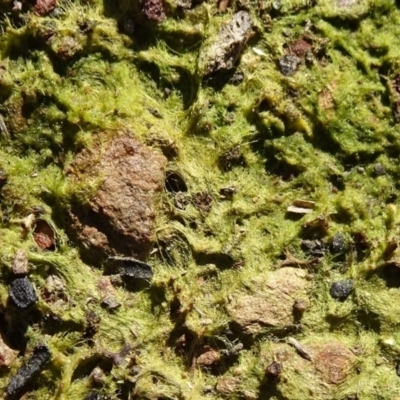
293, 199, 315, 209
287, 205, 313, 214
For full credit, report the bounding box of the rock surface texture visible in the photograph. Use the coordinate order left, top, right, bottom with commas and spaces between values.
68, 134, 167, 261
228, 267, 309, 334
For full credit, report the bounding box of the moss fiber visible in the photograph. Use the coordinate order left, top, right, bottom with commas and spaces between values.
1, 0, 400, 399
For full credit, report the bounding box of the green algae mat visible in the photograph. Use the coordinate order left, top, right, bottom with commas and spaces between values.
1, 0, 400, 399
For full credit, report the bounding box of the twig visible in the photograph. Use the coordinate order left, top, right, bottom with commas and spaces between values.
287, 337, 312, 361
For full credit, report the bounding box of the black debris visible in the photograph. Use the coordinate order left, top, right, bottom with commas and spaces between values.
108, 257, 153, 279
7, 344, 51, 398
330, 280, 353, 300
301, 239, 326, 257
330, 233, 348, 254
279, 55, 301, 76
9, 277, 38, 310
219, 186, 237, 199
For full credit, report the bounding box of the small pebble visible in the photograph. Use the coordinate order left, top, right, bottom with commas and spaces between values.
330, 280, 353, 300
293, 299, 308, 313
265, 361, 282, 380
12, 249, 29, 275
279, 55, 300, 76
330, 233, 347, 254
373, 163, 386, 176
101, 297, 121, 310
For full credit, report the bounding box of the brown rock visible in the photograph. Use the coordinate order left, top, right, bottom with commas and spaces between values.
196, 346, 220, 367
289, 39, 312, 58
216, 376, 240, 395
315, 342, 356, 384
33, 219, 56, 251
228, 267, 309, 334
68, 134, 167, 262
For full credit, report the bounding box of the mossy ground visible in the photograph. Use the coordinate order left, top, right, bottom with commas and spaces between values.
1, 0, 400, 399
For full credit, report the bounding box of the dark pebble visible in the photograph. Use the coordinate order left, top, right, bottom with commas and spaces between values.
120, 261, 153, 279
373, 163, 386, 176
301, 239, 326, 257
7, 344, 51, 398
108, 257, 153, 280
330, 280, 353, 300
266, 361, 282, 380
9, 277, 38, 309
330, 233, 348, 254
101, 297, 121, 310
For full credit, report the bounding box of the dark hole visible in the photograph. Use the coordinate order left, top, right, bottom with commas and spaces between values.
329, 174, 345, 191
169, 297, 182, 320
165, 172, 188, 193
376, 262, 400, 288
71, 355, 112, 381
356, 309, 381, 333
194, 252, 234, 270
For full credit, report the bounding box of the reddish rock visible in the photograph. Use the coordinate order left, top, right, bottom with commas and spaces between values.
196, 346, 220, 367
67, 134, 167, 262
289, 39, 312, 58
33, 220, 56, 251
34, 0, 56, 16
141, 0, 165, 22
315, 342, 356, 384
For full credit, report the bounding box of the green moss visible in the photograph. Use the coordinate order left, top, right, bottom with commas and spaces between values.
1, 0, 400, 398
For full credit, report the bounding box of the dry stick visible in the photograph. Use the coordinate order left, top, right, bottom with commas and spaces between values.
287, 337, 312, 361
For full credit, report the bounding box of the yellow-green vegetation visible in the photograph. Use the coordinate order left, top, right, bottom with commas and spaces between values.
1, 0, 400, 399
